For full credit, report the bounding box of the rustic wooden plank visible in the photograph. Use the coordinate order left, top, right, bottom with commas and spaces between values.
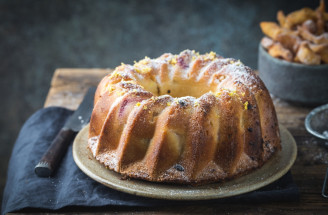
37, 68, 328, 214
50, 68, 112, 87
44, 69, 112, 109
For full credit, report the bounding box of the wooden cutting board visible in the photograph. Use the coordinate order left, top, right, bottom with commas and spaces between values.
44, 68, 112, 109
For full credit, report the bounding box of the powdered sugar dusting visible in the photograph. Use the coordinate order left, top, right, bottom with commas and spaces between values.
88, 136, 99, 156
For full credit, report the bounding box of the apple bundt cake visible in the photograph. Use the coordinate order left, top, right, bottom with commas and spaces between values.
88, 50, 281, 185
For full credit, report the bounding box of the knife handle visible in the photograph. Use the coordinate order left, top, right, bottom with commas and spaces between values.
35, 128, 76, 177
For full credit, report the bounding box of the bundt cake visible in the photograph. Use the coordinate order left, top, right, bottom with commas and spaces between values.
88, 50, 281, 185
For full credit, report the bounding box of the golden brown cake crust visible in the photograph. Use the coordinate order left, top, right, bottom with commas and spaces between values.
88, 50, 281, 185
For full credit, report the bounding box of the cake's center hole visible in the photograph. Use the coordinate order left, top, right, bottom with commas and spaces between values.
141, 78, 216, 98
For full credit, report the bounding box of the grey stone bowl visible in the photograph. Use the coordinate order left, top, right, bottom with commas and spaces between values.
258, 44, 328, 105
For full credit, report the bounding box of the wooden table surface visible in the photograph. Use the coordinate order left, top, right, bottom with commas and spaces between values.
19, 68, 328, 214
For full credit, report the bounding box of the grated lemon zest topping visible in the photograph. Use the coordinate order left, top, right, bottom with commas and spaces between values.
228, 90, 237, 97
106, 85, 115, 93
143, 105, 148, 110
167, 102, 171, 106
109, 70, 122, 79
204, 51, 216, 61
194, 101, 200, 107
170, 57, 177, 65
138, 56, 150, 65
208, 51, 216, 60
235, 60, 242, 66
116, 91, 125, 96
135, 102, 141, 107
244, 101, 249, 110
134, 63, 151, 74
215, 91, 222, 97
135, 67, 151, 74
142, 67, 151, 73
192, 50, 200, 56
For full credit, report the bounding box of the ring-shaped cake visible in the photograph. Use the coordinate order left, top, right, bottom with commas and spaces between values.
88, 50, 281, 185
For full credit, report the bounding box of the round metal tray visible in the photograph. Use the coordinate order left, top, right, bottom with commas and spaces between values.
305, 103, 328, 140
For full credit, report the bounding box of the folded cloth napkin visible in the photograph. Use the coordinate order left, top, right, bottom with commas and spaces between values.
2, 107, 299, 214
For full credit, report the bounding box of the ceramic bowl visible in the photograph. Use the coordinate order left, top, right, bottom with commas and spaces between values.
258, 44, 328, 105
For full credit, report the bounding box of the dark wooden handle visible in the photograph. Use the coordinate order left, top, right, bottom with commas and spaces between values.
35, 128, 76, 177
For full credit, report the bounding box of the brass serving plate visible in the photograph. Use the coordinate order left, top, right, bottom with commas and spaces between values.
73, 124, 297, 200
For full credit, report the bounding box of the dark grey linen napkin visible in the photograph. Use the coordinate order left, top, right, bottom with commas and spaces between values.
1, 107, 299, 214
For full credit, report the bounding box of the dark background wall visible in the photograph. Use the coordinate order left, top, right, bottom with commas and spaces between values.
0, 0, 319, 206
